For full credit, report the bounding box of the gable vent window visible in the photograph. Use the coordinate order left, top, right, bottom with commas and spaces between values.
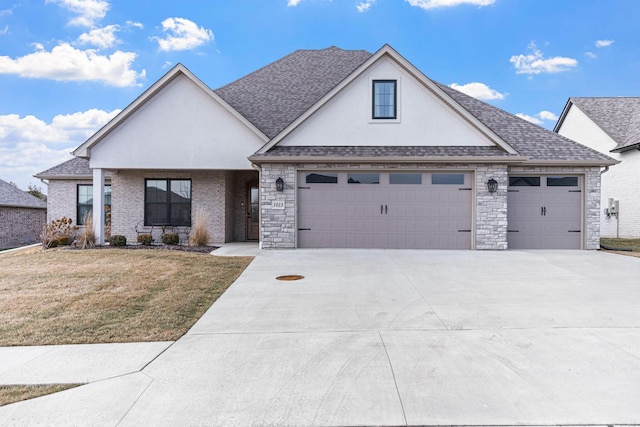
372, 80, 397, 119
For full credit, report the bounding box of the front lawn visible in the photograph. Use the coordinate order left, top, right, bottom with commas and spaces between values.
0, 248, 253, 346
600, 238, 640, 258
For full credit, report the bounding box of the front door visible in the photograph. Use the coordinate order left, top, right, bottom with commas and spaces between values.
246, 182, 259, 240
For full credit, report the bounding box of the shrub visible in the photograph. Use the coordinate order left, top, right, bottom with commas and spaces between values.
78, 213, 96, 249
104, 205, 112, 241
162, 233, 179, 245
137, 233, 153, 246
189, 208, 210, 246
41, 217, 78, 249
109, 235, 127, 247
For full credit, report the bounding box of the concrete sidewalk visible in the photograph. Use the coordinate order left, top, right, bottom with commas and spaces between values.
1, 249, 640, 426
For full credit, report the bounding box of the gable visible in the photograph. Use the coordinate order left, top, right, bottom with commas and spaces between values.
277, 56, 499, 148
556, 103, 619, 156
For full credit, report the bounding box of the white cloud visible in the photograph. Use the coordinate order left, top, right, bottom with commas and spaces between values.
405, 0, 495, 9
77, 24, 120, 49
510, 42, 577, 74
287, 0, 302, 5
516, 110, 558, 125
516, 113, 543, 125
154, 18, 214, 52
46, 0, 110, 27
538, 110, 558, 121
0, 8, 13, 16
585, 51, 597, 59
126, 20, 143, 29
0, 42, 145, 86
0, 25, 8, 35
595, 39, 614, 48
357, 0, 376, 12
449, 82, 505, 100
0, 109, 120, 191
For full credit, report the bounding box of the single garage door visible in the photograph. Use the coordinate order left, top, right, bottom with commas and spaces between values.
297, 171, 472, 249
507, 175, 582, 249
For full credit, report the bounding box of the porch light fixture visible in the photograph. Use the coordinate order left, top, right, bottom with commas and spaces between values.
275, 177, 284, 192
487, 178, 498, 194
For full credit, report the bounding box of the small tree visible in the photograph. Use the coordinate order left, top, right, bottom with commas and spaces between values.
27, 184, 47, 201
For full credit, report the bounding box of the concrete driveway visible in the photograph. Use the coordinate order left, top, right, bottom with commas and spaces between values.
2, 249, 640, 426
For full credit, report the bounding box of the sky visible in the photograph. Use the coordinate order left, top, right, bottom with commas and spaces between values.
1, 0, 638, 192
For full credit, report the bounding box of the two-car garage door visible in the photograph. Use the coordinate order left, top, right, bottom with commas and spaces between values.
297, 171, 472, 249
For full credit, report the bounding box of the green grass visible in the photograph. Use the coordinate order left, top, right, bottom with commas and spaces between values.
600, 238, 640, 252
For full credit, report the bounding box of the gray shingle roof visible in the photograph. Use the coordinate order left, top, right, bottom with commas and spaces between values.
215, 47, 372, 139
437, 84, 616, 164
569, 97, 640, 151
0, 179, 47, 209
253, 145, 521, 159
35, 158, 105, 179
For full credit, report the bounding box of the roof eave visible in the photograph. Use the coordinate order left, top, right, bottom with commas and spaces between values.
521, 159, 619, 167
249, 155, 528, 164
0, 203, 47, 209
610, 143, 640, 153
553, 98, 574, 133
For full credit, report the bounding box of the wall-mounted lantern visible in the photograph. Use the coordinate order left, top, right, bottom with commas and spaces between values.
275, 177, 284, 192
487, 178, 498, 194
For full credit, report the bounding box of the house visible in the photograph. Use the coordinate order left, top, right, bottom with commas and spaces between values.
36, 45, 616, 250
0, 179, 47, 249
555, 97, 640, 239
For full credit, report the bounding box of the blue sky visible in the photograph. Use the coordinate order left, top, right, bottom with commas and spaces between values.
1, 0, 638, 192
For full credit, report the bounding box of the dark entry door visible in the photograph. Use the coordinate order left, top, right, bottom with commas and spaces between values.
246, 183, 259, 240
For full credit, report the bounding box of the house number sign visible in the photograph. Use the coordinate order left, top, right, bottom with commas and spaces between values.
272, 200, 285, 210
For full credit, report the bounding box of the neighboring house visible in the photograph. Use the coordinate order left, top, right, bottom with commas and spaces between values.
555, 98, 640, 238
36, 45, 615, 250
0, 179, 47, 249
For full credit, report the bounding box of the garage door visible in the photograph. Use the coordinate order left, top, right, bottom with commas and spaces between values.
507, 175, 582, 249
297, 171, 472, 249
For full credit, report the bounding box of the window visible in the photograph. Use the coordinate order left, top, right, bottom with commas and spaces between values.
145, 179, 191, 226
509, 176, 540, 187
306, 173, 338, 184
77, 184, 111, 225
372, 80, 396, 119
432, 174, 465, 185
348, 173, 380, 184
390, 173, 422, 184
547, 176, 579, 187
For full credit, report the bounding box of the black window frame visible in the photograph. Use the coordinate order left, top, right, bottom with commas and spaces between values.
372, 80, 397, 120
77, 184, 111, 226
144, 179, 192, 226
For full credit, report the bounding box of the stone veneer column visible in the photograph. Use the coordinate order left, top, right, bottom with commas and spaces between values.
585, 167, 602, 249
475, 165, 508, 250
260, 164, 296, 249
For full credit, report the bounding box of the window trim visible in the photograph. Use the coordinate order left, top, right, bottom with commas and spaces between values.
370, 78, 400, 123
144, 179, 192, 226
77, 183, 111, 226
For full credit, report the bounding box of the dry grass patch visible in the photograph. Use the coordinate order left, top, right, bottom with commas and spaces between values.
0, 384, 81, 407
600, 238, 640, 258
0, 248, 253, 346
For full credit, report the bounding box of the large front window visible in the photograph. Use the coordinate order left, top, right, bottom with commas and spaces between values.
145, 179, 191, 226
77, 184, 111, 225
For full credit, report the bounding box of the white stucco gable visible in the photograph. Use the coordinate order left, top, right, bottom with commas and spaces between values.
74, 64, 268, 170
556, 104, 619, 154
257, 45, 517, 154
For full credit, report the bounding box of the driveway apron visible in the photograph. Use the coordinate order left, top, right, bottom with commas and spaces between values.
1, 249, 640, 426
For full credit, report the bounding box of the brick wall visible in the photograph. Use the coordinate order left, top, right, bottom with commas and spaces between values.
110, 170, 229, 244
0, 207, 46, 249
46, 179, 92, 224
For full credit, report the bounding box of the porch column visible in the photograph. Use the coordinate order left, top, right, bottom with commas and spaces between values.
93, 168, 105, 245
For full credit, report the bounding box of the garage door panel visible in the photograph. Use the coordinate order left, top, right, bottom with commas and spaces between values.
507, 176, 582, 249
298, 171, 472, 249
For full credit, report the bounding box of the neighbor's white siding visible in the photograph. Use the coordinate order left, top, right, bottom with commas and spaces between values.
279, 57, 496, 147
90, 75, 264, 171
557, 105, 639, 238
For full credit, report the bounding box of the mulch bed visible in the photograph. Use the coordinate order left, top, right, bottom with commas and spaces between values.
65, 244, 218, 254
